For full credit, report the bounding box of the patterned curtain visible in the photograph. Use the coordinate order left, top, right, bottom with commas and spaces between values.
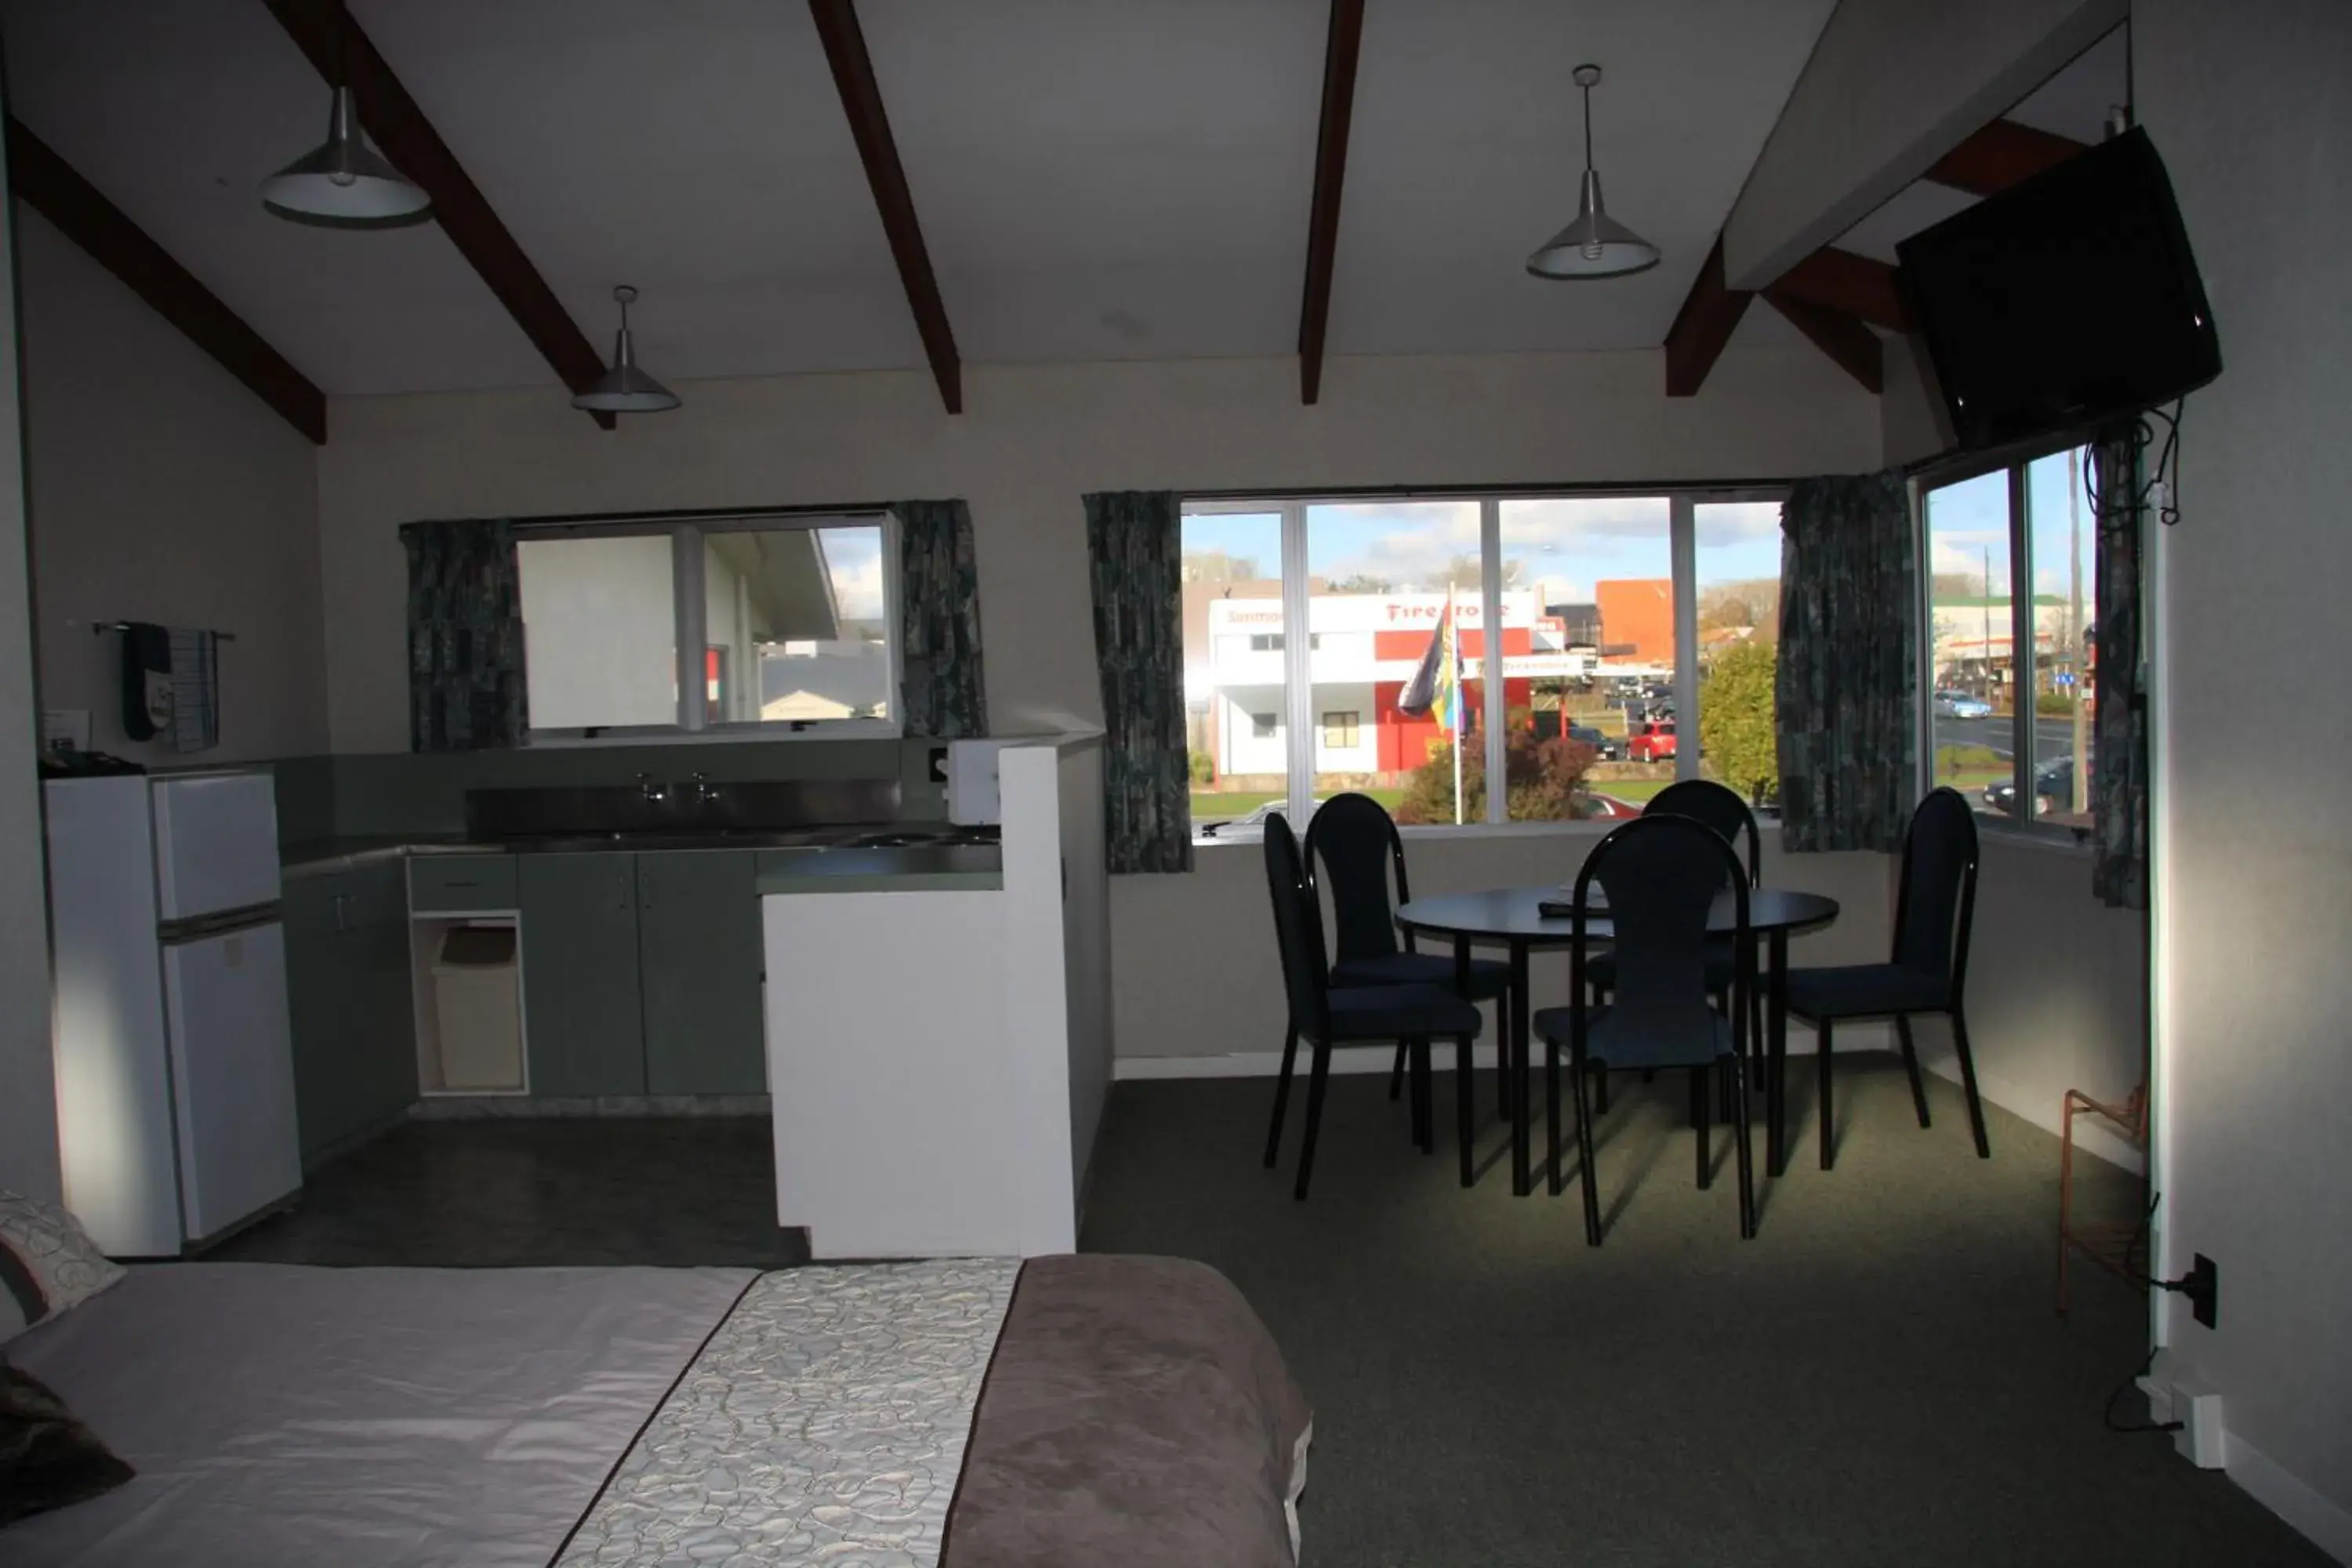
1084, 491, 1191, 873
401, 520, 528, 751
2090, 433, 2148, 907
1776, 470, 1918, 852
892, 499, 989, 738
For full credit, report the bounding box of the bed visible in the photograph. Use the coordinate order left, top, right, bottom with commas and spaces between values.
5, 1254, 1311, 1567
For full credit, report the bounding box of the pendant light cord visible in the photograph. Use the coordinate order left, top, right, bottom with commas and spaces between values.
1581, 82, 1595, 174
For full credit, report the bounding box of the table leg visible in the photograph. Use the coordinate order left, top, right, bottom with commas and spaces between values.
1767, 929, 1790, 1178
1509, 938, 1532, 1197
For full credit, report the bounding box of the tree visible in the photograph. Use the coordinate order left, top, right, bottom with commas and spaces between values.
1697, 642, 1777, 800
1394, 717, 1598, 824
1930, 570, 1988, 600
1438, 555, 1526, 590
1182, 550, 1259, 584
1698, 577, 1781, 641
1326, 572, 1395, 593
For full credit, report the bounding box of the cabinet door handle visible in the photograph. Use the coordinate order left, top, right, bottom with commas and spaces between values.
332, 893, 350, 932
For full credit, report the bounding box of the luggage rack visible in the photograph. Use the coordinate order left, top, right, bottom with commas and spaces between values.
2056, 1083, 2149, 1317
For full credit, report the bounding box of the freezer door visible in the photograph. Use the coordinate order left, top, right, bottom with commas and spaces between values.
162, 921, 302, 1242
152, 771, 282, 922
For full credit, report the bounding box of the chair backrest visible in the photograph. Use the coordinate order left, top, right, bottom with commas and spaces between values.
1643, 778, 1762, 887
1261, 813, 1330, 1040
1891, 787, 1980, 996
1304, 792, 1410, 962
1569, 815, 1751, 1047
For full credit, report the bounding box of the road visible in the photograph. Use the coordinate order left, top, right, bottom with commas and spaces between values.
1935, 715, 2090, 765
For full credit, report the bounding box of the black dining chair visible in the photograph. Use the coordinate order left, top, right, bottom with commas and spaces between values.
1534, 815, 1756, 1245
1583, 779, 1762, 1109
1261, 813, 1484, 1200
1304, 792, 1511, 1111
1779, 786, 1987, 1172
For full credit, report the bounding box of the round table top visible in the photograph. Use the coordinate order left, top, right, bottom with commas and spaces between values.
1396, 885, 1842, 943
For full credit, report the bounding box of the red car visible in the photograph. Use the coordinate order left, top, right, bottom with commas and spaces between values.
1626, 720, 1678, 762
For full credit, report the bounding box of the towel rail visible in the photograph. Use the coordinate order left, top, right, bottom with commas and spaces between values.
93, 622, 236, 642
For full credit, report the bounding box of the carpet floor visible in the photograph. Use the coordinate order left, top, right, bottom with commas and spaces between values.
1079, 1058, 2328, 1568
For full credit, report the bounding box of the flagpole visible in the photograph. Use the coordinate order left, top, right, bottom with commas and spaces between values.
1450, 584, 1464, 825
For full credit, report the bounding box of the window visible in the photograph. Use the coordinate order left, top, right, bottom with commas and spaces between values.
1919, 444, 2096, 832
1693, 503, 1783, 808
1181, 488, 1785, 834
517, 514, 897, 739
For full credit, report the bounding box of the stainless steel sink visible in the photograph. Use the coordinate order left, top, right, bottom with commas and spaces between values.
491, 829, 844, 854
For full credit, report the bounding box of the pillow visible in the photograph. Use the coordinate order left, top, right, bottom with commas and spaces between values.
0, 1192, 125, 1345
0, 1364, 134, 1525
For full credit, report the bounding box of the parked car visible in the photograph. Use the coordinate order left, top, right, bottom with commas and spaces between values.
1984, 759, 2079, 816
1577, 792, 1643, 820
1564, 724, 1622, 762
1626, 720, 1677, 763
1934, 688, 1994, 720
1197, 797, 1321, 839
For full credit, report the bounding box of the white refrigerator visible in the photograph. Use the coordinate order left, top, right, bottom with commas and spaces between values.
46, 769, 302, 1257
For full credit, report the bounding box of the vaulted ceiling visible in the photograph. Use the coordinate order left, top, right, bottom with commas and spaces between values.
0, 2, 2124, 422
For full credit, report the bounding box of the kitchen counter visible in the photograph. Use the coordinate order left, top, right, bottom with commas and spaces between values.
755, 844, 1003, 894
279, 836, 488, 880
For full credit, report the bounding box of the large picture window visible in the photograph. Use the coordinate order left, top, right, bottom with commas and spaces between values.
1918, 444, 2096, 832
1182, 488, 1786, 835
517, 514, 898, 740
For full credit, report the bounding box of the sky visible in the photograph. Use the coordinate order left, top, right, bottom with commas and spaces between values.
1925, 445, 2096, 603
819, 526, 887, 621
1182, 498, 1786, 604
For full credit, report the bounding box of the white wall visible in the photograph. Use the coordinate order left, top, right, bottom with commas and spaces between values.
0, 88, 61, 1202
2137, 0, 2352, 1548
315, 307, 1881, 755
1722, 0, 2127, 285
1881, 335, 1953, 470
1921, 837, 2146, 1169
14, 212, 326, 768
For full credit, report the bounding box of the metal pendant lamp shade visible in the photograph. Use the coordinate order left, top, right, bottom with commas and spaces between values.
1527, 64, 1659, 280
261, 85, 431, 226
572, 286, 681, 413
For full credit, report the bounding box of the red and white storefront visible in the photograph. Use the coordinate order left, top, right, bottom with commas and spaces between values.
1191, 591, 1616, 780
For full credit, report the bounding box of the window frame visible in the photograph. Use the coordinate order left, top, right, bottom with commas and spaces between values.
1911, 435, 2106, 844
1181, 485, 1788, 836
517, 509, 902, 746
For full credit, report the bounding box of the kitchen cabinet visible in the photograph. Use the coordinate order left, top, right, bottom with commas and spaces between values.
285, 861, 417, 1160
517, 853, 648, 1097
637, 851, 765, 1094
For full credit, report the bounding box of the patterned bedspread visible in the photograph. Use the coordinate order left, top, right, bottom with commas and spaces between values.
556, 1260, 1022, 1566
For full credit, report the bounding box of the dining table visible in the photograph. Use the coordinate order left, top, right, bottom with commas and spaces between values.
1393, 884, 1842, 1196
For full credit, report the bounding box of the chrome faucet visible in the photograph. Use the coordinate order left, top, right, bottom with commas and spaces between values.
638, 771, 670, 804
691, 770, 720, 805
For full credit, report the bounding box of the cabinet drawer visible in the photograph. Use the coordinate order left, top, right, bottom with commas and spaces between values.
408, 855, 517, 911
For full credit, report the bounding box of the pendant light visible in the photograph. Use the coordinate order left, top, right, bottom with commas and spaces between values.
261, 84, 431, 227
1526, 64, 1660, 280
572, 286, 681, 414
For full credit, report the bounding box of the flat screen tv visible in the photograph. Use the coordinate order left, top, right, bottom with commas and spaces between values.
1896, 125, 2220, 451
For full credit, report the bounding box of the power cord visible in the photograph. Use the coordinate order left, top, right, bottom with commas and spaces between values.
2084, 396, 2186, 532
2099, 1192, 2200, 1436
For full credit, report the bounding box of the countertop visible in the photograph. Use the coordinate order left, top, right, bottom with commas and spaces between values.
754, 844, 1004, 894
282, 833, 1004, 891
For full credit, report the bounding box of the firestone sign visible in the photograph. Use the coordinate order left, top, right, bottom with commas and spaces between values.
1210, 592, 1544, 633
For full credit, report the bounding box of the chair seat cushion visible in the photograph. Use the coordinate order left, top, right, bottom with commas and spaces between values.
1530, 1004, 1733, 1071
1324, 983, 1484, 1043
1330, 950, 1508, 999
1783, 964, 1948, 1019
1584, 938, 1738, 992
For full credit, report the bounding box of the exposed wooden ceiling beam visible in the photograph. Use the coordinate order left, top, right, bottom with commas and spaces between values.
261, 0, 616, 429
1297, 0, 1364, 406
6, 115, 326, 445
1662, 235, 1753, 398
1763, 286, 1882, 395
1924, 117, 2090, 198
1772, 247, 1913, 334
808, 0, 961, 415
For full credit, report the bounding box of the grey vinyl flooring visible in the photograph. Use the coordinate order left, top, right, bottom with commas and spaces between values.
209, 1116, 808, 1269
1078, 1058, 2332, 1568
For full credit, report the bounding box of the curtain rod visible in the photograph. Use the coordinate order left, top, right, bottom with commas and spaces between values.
1179, 476, 1806, 502
494, 501, 896, 532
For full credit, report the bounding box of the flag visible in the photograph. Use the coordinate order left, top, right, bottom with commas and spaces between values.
1396, 591, 1457, 728
1441, 585, 1463, 737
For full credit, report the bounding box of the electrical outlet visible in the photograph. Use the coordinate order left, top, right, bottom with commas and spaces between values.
2186, 1254, 2220, 1329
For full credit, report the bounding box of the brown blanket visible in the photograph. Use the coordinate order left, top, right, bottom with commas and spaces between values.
945, 1254, 1313, 1568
